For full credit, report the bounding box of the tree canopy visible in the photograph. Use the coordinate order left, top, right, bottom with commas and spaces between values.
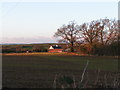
54, 18, 119, 55
54, 21, 80, 52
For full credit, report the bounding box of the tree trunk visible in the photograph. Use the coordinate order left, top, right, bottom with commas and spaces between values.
71, 42, 74, 52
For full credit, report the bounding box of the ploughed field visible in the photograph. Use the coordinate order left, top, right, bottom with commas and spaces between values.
2, 54, 118, 88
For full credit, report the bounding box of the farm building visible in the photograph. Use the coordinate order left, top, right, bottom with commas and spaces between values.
48, 45, 63, 52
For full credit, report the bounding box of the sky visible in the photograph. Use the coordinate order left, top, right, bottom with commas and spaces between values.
1, 0, 118, 44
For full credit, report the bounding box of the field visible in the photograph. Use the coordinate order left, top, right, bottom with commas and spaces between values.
2, 53, 118, 88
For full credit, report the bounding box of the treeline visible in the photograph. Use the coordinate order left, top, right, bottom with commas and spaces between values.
2, 44, 60, 53
2, 44, 48, 53
54, 18, 119, 56
77, 41, 119, 56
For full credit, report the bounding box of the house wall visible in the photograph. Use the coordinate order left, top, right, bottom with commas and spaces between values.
48, 49, 63, 52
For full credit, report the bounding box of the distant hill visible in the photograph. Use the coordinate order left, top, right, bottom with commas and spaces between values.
1, 43, 65, 45
2, 43, 24, 45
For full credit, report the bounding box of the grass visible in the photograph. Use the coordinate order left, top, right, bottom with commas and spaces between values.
2, 53, 118, 88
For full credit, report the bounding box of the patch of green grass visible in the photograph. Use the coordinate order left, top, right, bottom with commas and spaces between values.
3, 55, 118, 72
40, 56, 118, 71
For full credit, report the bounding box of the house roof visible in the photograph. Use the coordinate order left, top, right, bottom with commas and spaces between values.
49, 45, 62, 49
52, 46, 62, 49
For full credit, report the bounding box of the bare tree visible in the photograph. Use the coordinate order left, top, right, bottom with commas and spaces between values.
98, 19, 118, 45
79, 18, 118, 54
79, 20, 100, 54
54, 21, 80, 52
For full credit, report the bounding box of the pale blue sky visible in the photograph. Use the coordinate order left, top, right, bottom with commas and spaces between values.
1, 2, 118, 44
